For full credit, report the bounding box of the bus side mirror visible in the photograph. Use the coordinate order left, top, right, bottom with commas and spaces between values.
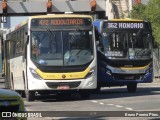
95, 28, 99, 41
23, 35, 29, 61
26, 35, 29, 45
153, 42, 158, 48
152, 36, 158, 48
25, 31, 28, 35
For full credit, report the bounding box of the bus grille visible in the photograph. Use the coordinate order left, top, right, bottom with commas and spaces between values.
46, 81, 81, 89
113, 74, 144, 80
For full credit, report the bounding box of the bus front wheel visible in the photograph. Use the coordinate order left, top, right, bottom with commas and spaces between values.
25, 90, 35, 101
127, 83, 137, 93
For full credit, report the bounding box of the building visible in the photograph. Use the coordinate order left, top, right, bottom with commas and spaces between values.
0, 17, 10, 74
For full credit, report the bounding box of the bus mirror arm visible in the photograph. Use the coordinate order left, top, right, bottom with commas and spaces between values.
153, 42, 158, 48
95, 34, 99, 41
95, 27, 100, 41
23, 45, 27, 61
152, 36, 157, 48
25, 31, 28, 35
23, 35, 29, 61
26, 36, 29, 45
22, 56, 25, 62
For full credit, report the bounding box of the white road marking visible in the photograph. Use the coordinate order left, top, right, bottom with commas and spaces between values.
92, 100, 133, 110
99, 102, 104, 105
115, 105, 123, 107
91, 100, 134, 111
107, 104, 114, 106
125, 107, 133, 110
92, 100, 98, 103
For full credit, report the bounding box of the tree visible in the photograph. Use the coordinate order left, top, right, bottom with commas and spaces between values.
128, 4, 146, 19
144, 0, 160, 45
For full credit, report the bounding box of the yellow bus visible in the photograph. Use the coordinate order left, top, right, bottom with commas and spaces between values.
4, 14, 97, 101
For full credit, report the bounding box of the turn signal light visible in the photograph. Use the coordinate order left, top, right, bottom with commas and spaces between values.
2, 0, 7, 14
46, 0, 52, 12
90, 0, 96, 11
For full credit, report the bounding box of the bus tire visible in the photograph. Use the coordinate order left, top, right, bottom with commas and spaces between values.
95, 85, 101, 93
21, 91, 26, 98
25, 90, 35, 101
127, 83, 137, 93
79, 92, 90, 99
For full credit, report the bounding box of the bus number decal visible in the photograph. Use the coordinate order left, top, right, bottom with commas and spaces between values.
39, 20, 49, 26
108, 23, 117, 28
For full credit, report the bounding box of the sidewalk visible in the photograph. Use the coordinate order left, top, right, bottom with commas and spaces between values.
0, 77, 4, 83
153, 78, 160, 83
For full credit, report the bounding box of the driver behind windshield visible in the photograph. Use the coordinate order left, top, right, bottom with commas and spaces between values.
38, 32, 51, 54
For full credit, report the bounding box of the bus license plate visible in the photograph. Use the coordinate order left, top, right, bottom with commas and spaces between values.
57, 85, 70, 90
125, 76, 134, 80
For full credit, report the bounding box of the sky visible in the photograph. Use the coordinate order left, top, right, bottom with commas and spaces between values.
141, 0, 149, 5
10, 16, 29, 28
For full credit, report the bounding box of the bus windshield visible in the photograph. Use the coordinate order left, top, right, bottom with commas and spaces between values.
101, 30, 153, 59
31, 29, 93, 66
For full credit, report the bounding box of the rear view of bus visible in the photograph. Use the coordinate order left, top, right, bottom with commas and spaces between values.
94, 19, 154, 92
5, 15, 97, 101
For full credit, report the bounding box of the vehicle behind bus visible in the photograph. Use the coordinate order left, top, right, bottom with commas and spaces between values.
94, 19, 154, 92
4, 14, 97, 101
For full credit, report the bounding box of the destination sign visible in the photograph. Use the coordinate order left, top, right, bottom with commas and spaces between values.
103, 22, 146, 29
31, 18, 92, 27
105, 51, 124, 57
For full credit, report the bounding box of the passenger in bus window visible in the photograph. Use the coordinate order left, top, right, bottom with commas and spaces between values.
38, 32, 51, 54
31, 35, 40, 60
32, 44, 39, 60
48, 41, 56, 54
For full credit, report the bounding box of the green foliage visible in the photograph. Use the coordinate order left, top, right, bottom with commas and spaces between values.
144, 0, 160, 45
128, 4, 146, 19
129, 0, 160, 45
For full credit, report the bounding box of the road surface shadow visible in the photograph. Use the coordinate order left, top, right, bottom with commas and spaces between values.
34, 93, 91, 102
25, 85, 160, 102
55, 117, 105, 120
91, 86, 160, 100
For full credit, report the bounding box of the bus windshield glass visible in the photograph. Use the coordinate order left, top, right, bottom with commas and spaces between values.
101, 31, 152, 59
101, 21, 153, 59
31, 29, 93, 66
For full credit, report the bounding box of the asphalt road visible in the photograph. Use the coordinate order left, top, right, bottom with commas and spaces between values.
1, 78, 160, 120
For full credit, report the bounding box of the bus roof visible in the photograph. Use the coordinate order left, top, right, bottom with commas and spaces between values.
108, 18, 144, 22
94, 18, 147, 22
29, 14, 93, 19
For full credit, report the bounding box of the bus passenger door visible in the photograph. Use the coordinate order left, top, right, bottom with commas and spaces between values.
4, 40, 11, 89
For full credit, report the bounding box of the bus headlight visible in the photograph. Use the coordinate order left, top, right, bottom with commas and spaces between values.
145, 66, 153, 75
29, 68, 43, 80
85, 67, 96, 79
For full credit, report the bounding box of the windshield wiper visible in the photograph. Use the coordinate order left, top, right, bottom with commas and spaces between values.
135, 29, 143, 40
66, 51, 73, 65
135, 49, 151, 58
69, 29, 80, 47
46, 28, 56, 44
